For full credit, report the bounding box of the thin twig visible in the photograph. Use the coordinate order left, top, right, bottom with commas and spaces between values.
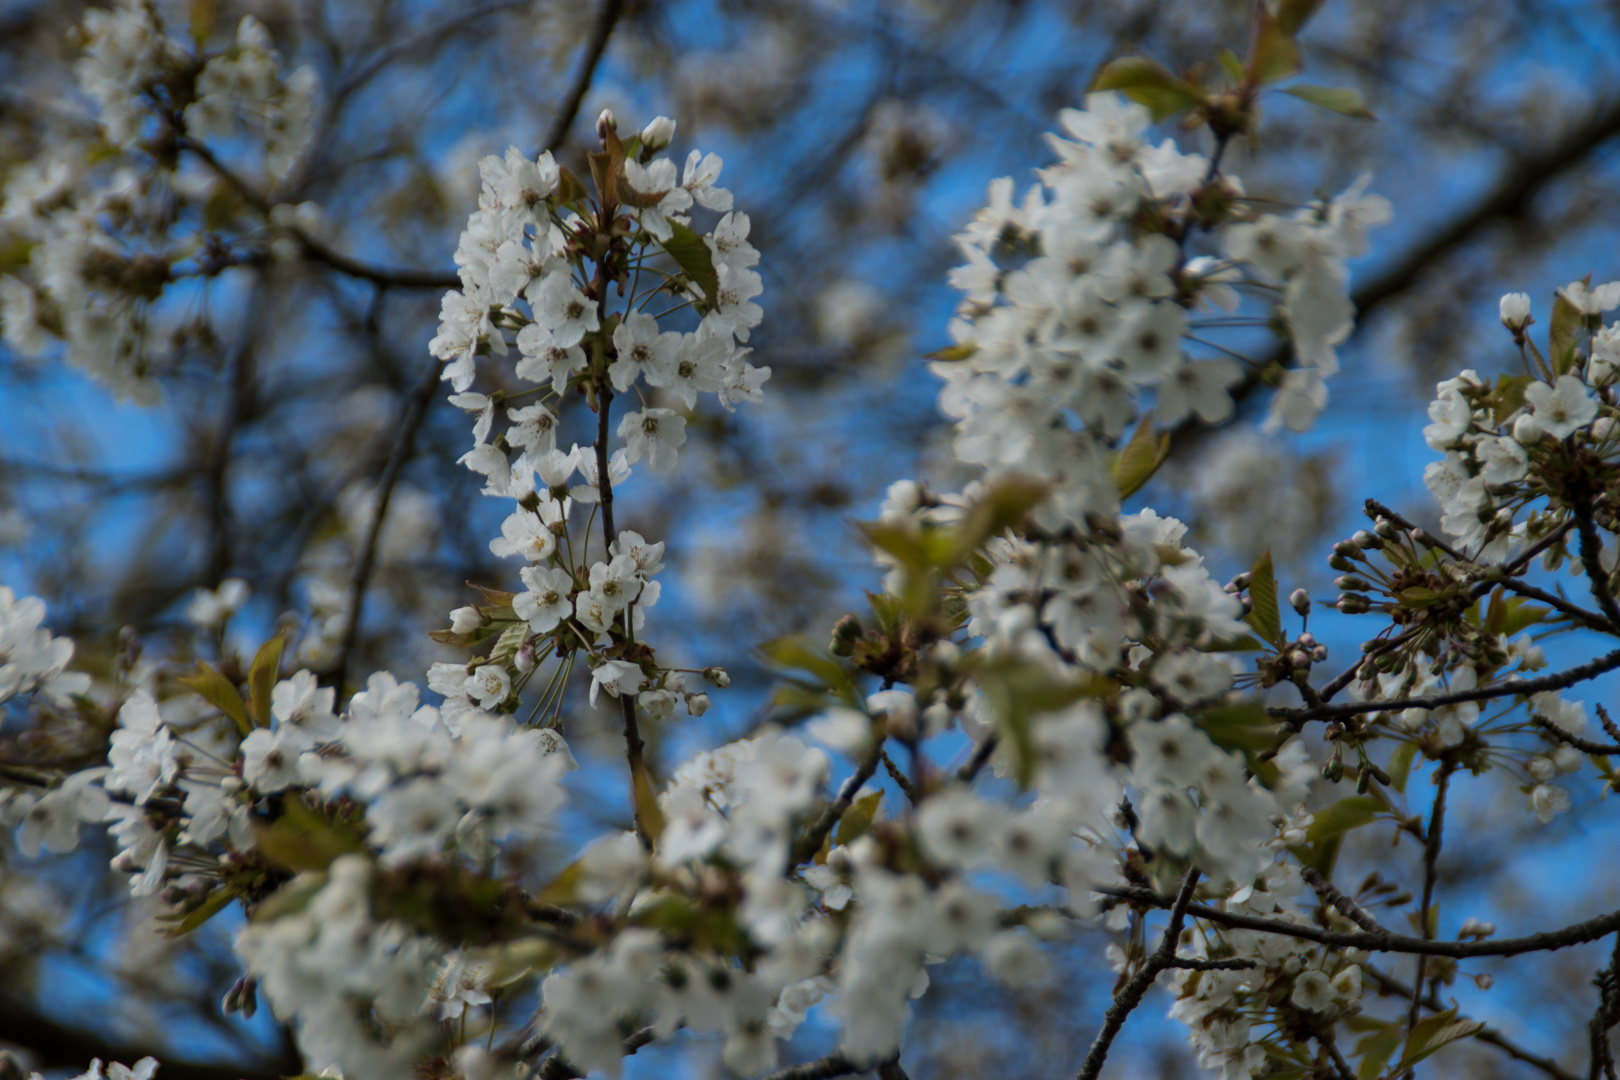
759, 1053, 864, 1080
1274, 645, 1620, 725
330, 349, 445, 688
1077, 868, 1201, 1080
1408, 763, 1455, 1037
1575, 505, 1620, 628
1093, 884, 1620, 959
540, 0, 628, 154
880, 747, 919, 803
958, 735, 998, 781
1301, 866, 1388, 933
792, 745, 882, 864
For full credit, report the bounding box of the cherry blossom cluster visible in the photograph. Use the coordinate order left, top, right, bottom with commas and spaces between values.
0, 1, 318, 397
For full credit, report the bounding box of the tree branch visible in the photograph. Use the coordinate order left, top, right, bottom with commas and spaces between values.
1077, 868, 1201, 1080
330, 349, 446, 688
0, 999, 298, 1080
793, 743, 882, 864
540, 0, 628, 155
1096, 885, 1620, 959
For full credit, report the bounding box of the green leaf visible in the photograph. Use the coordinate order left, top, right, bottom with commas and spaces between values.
246, 634, 285, 727
1216, 48, 1246, 83
759, 636, 856, 701
1245, 548, 1285, 649
970, 658, 1110, 788
662, 220, 721, 306
1388, 740, 1418, 794
1549, 288, 1584, 376
1197, 703, 1280, 753
1250, 10, 1303, 84
925, 342, 978, 363
633, 763, 666, 845
1273, 0, 1327, 35
555, 166, 588, 206
255, 798, 366, 872
1396, 1008, 1484, 1072
1500, 599, 1550, 637
1281, 84, 1375, 120
1110, 412, 1171, 500
1091, 57, 1202, 121
835, 790, 884, 847
175, 661, 251, 736
1492, 373, 1533, 424
1398, 586, 1444, 608
1306, 795, 1387, 843
160, 885, 236, 936
1354, 1025, 1404, 1080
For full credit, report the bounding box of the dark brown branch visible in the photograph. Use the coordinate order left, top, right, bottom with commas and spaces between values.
0, 999, 298, 1080
536, 1025, 657, 1080
1408, 763, 1455, 1036
1077, 868, 1201, 1080
1097, 885, 1620, 959
879, 747, 918, 803
793, 744, 882, 864
760, 1052, 864, 1080
958, 735, 998, 782
540, 0, 628, 155
1301, 866, 1387, 934
1576, 505, 1620, 629
1274, 644, 1620, 725
1365, 965, 1580, 1080
1530, 712, 1620, 756
336, 1, 532, 99
180, 139, 459, 289
330, 351, 446, 688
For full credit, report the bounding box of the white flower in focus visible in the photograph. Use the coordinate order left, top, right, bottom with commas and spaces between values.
515, 565, 574, 632
465, 665, 511, 710
590, 659, 644, 705
1525, 374, 1598, 439
617, 408, 687, 473
526, 272, 599, 348
1290, 969, 1335, 1012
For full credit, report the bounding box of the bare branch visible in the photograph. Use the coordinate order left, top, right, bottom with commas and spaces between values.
1077, 868, 1201, 1080
540, 0, 629, 155
1097, 884, 1620, 959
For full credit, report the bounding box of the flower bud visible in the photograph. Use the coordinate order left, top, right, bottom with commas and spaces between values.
640, 116, 676, 152
1514, 412, 1544, 445
1499, 291, 1531, 330
1333, 541, 1362, 559
515, 638, 536, 674
704, 666, 730, 688
1352, 529, 1383, 550
1374, 518, 1398, 540
596, 109, 616, 143
1595, 416, 1616, 440
685, 692, 711, 716
450, 606, 483, 634
1290, 588, 1311, 617
1334, 575, 1371, 592
1337, 595, 1372, 614
1328, 554, 1356, 573
829, 613, 864, 657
